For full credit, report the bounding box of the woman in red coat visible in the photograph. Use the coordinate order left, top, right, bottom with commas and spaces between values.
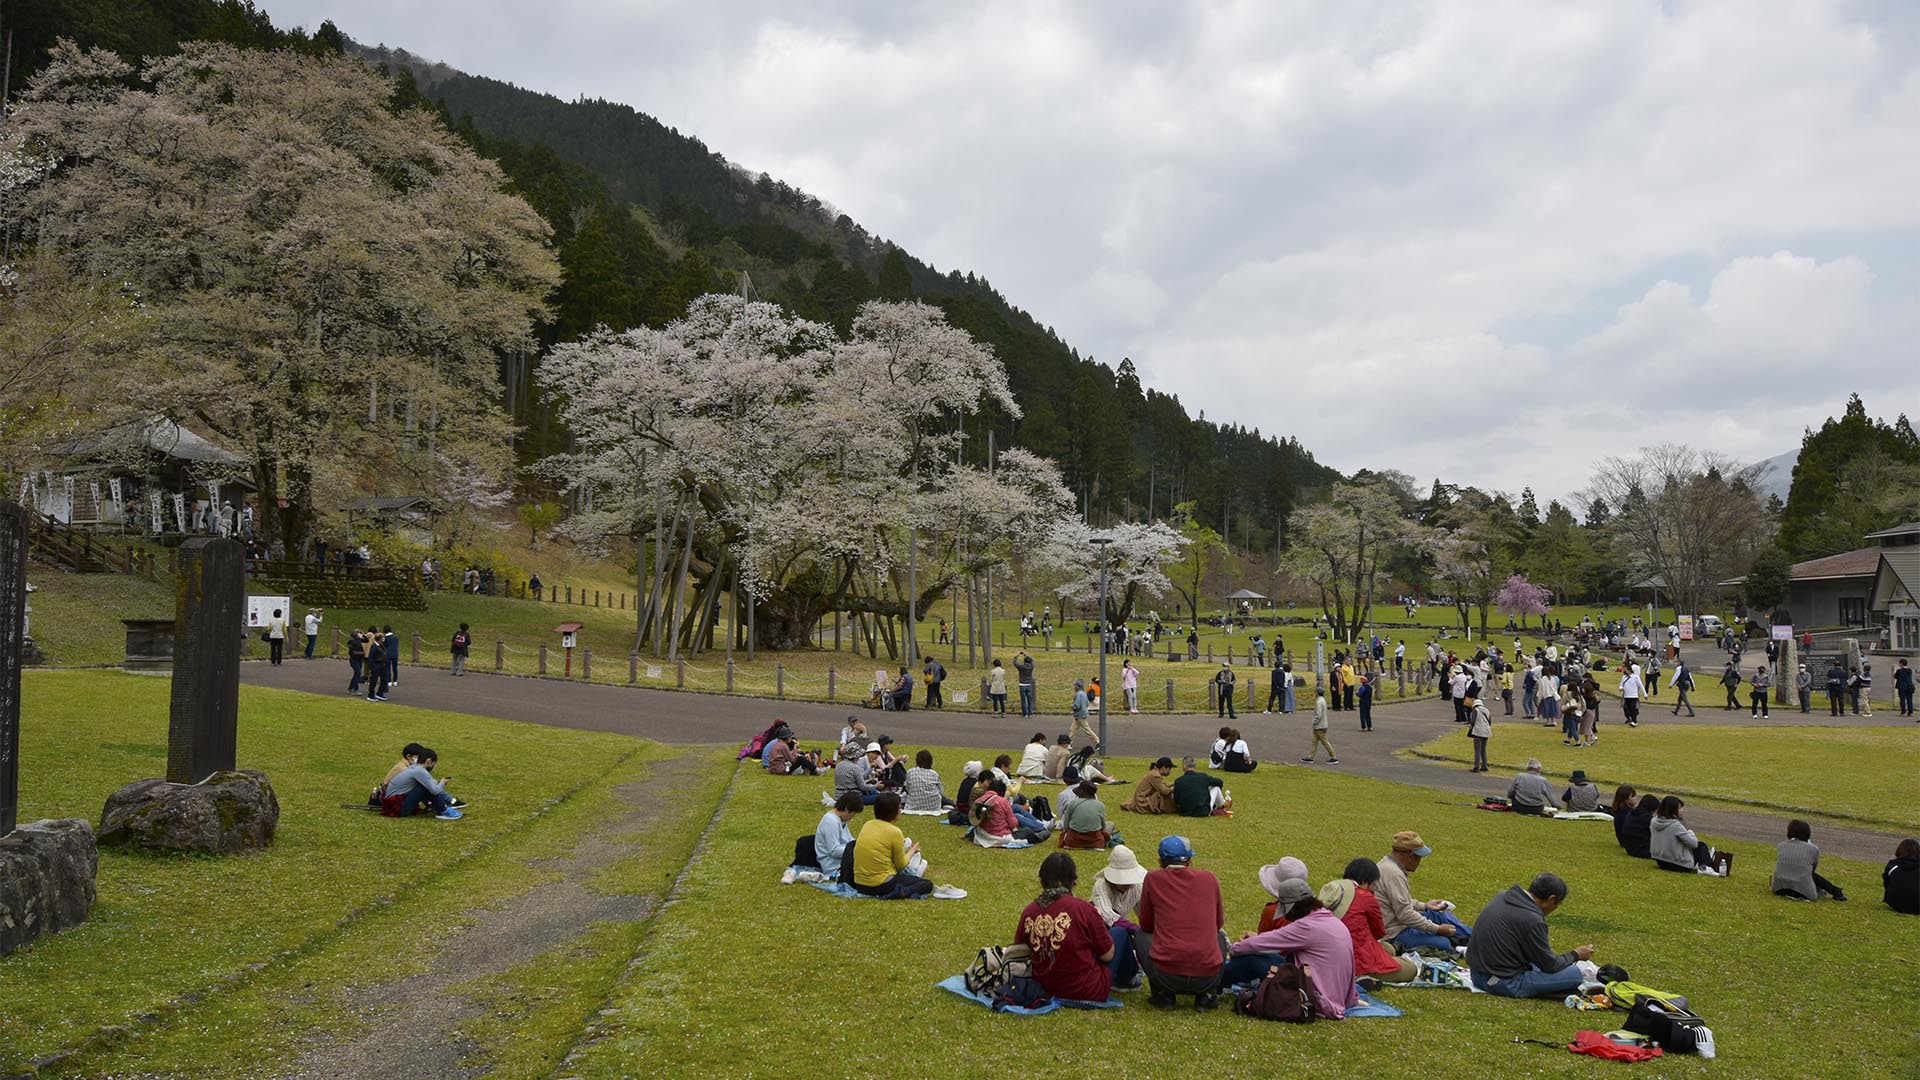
1329, 859, 1419, 983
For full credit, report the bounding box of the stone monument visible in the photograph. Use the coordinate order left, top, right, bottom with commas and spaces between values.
0, 504, 100, 955
98, 538, 278, 855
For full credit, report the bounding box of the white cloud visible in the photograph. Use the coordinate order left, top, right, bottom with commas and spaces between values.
261, 0, 1920, 499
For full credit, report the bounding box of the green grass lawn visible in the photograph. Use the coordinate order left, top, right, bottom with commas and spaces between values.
1408, 723, 1920, 833
570, 749, 1919, 1080
1, 670, 721, 1075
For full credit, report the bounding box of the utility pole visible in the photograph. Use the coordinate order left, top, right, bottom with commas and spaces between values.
1092, 534, 1113, 751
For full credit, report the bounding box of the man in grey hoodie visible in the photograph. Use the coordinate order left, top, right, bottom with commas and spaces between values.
1464, 873, 1593, 998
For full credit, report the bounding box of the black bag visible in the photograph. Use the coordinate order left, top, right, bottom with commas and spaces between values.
991, 975, 1052, 1010
1623, 994, 1706, 1053
792, 835, 819, 868
1233, 960, 1316, 1023
1026, 795, 1053, 822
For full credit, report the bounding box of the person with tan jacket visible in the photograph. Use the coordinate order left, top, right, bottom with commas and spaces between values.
1376, 830, 1473, 951
1122, 757, 1177, 814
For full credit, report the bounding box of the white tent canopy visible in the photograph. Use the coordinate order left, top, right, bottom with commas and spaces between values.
1225, 588, 1269, 601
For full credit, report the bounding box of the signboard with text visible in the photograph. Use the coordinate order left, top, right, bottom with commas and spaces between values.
1677, 614, 1695, 641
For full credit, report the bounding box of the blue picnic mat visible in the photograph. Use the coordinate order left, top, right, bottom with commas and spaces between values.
936, 974, 1124, 1014
802, 877, 927, 900
1348, 990, 1403, 1018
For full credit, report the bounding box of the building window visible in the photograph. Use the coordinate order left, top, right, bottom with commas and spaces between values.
1839, 598, 1866, 626
1898, 617, 1920, 652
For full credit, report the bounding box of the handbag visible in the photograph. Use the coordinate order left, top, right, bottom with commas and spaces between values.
1233, 960, 1316, 1023
963, 943, 1034, 997
1623, 995, 1707, 1053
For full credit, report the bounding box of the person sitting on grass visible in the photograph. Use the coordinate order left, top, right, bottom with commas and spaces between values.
832, 744, 882, 806
1210, 727, 1258, 772
380, 742, 428, 793
872, 734, 908, 789
838, 717, 869, 751
1091, 846, 1148, 990
1333, 859, 1419, 984
1017, 733, 1051, 780
903, 749, 947, 813
1136, 835, 1229, 1011
1464, 872, 1595, 998
1226, 877, 1360, 1018
1885, 838, 1920, 915
1618, 794, 1659, 859
1016, 853, 1116, 1003
1058, 780, 1113, 849
1650, 796, 1731, 876
766, 735, 821, 777
1771, 819, 1846, 902
990, 754, 1016, 786
1251, 857, 1308, 933
790, 791, 864, 883
1043, 733, 1074, 781
382, 749, 460, 819
1561, 769, 1601, 812
851, 792, 933, 899
972, 778, 1048, 839
1609, 785, 1639, 846
1507, 759, 1554, 815
1377, 831, 1473, 951
1172, 756, 1229, 817
1122, 757, 1178, 814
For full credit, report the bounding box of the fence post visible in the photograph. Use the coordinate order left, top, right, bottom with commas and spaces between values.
1066, 634, 1072, 652
1229, 646, 1235, 665
828, 667, 836, 701
411, 633, 420, 663
629, 652, 638, 684
727, 659, 735, 693
538, 642, 548, 675
1247, 676, 1256, 711
1397, 667, 1406, 696
677, 659, 685, 689
1166, 679, 1176, 711
331, 627, 340, 657
594, 589, 600, 607
979, 677, 989, 707
496, 640, 504, 670
1208, 644, 1215, 663
566, 585, 573, 604
620, 592, 626, 610
1207, 682, 1217, 712
583, 648, 591, 680
776, 663, 784, 698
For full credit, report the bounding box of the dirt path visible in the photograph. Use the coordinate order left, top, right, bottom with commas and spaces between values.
273, 750, 715, 1080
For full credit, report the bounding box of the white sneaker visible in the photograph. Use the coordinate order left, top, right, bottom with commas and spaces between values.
793, 870, 827, 883
779, 867, 798, 885
931, 884, 968, 899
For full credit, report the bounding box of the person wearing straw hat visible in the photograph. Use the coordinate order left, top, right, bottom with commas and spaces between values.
1091, 845, 1149, 990
1379, 831, 1473, 951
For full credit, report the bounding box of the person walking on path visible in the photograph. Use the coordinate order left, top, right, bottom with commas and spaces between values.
1265, 662, 1286, 714
265, 608, 288, 666
364, 626, 390, 701
1468, 694, 1492, 772
1071, 679, 1098, 747
1669, 660, 1696, 716
302, 608, 323, 660
1750, 664, 1771, 717
1854, 661, 1873, 717
450, 622, 472, 676
1015, 652, 1036, 717
1187, 628, 1199, 661
1214, 662, 1237, 720
1895, 658, 1915, 718
1719, 661, 1742, 711
1618, 665, 1643, 728
1357, 675, 1374, 732
1302, 687, 1339, 764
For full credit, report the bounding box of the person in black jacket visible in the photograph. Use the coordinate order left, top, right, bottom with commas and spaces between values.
1886, 838, 1920, 915
1617, 794, 1658, 859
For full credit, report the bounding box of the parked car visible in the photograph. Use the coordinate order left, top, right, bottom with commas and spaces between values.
1694, 614, 1725, 635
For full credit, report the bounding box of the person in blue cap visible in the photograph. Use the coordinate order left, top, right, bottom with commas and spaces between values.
1135, 834, 1229, 1011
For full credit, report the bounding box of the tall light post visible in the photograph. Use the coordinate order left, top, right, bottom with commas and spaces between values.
1091, 534, 1113, 751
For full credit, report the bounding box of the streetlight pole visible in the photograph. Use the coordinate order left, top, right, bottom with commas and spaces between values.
1092, 535, 1113, 752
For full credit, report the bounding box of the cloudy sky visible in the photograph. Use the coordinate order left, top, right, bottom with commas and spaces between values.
263, 0, 1920, 501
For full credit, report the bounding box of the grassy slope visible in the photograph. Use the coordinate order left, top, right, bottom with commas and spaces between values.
0, 670, 695, 1074
571, 747, 1920, 1080
1408, 723, 1920, 832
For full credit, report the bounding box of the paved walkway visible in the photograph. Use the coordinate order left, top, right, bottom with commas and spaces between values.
240, 657, 1913, 862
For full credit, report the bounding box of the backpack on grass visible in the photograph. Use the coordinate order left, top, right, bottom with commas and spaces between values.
1604, 979, 1688, 1012
963, 943, 1034, 997
1233, 960, 1316, 1023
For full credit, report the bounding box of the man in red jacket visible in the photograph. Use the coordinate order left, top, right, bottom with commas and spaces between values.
1135, 834, 1228, 1010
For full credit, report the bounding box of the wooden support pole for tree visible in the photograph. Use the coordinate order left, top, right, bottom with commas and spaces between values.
538, 643, 548, 675
496, 640, 504, 670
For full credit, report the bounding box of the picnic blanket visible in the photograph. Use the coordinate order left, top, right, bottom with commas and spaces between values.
1549, 810, 1616, 821
935, 975, 1124, 1014
1378, 956, 1483, 993
965, 827, 1032, 849
792, 874, 966, 900
1346, 991, 1404, 1018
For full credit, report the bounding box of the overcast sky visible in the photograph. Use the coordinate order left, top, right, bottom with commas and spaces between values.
262, 0, 1920, 503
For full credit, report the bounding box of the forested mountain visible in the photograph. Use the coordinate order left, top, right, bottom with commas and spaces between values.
12, 2, 1338, 551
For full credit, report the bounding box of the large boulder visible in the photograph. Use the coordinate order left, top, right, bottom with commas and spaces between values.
0, 818, 99, 955
98, 770, 279, 854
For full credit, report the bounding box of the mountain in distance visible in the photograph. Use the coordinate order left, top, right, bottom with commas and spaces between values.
1749, 448, 1798, 503
352, 41, 1339, 546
